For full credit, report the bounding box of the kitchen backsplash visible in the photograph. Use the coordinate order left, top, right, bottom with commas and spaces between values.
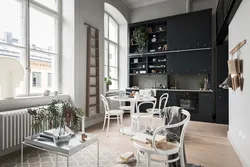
133, 75, 168, 88
132, 74, 208, 90
170, 74, 208, 90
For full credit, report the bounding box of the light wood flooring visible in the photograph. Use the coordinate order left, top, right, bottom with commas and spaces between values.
86, 114, 242, 167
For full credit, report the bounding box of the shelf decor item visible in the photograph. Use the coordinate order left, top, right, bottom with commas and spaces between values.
133, 26, 148, 53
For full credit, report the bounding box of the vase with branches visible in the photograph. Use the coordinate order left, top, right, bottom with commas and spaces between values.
133, 26, 148, 53
28, 100, 84, 137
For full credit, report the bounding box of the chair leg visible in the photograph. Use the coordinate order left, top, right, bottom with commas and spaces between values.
120, 114, 124, 134
165, 155, 169, 167
130, 119, 135, 136
147, 153, 151, 167
136, 151, 140, 167
180, 149, 185, 167
102, 114, 107, 132
117, 116, 120, 128
106, 116, 110, 137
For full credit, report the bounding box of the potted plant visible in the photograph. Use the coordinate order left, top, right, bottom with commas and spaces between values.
133, 26, 148, 53
104, 76, 115, 92
28, 100, 84, 138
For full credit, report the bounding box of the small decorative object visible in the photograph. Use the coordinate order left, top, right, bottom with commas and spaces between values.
158, 46, 162, 51
203, 78, 209, 90
134, 59, 138, 63
199, 80, 204, 90
148, 27, 152, 33
219, 74, 232, 89
151, 35, 157, 42
162, 44, 168, 51
81, 133, 87, 142
43, 90, 50, 96
130, 37, 134, 45
0, 58, 24, 99
53, 91, 58, 96
133, 26, 148, 53
150, 49, 155, 52
142, 65, 145, 68
104, 76, 116, 92
153, 58, 156, 62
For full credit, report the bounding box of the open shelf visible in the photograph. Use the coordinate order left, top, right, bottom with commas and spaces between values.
148, 31, 167, 35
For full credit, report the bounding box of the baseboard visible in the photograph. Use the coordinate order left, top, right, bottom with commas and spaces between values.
85, 114, 104, 128
227, 130, 248, 167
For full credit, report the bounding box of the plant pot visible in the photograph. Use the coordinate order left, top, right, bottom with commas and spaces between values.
106, 84, 109, 92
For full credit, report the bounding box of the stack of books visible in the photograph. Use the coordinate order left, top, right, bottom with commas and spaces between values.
116, 152, 136, 165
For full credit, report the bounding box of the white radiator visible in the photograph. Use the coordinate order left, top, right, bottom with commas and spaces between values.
0, 106, 48, 156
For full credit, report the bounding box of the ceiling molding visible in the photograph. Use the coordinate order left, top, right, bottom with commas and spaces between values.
121, 0, 130, 9
122, 0, 167, 9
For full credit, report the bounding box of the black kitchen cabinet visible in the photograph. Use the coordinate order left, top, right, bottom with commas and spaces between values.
199, 93, 214, 122
167, 9, 212, 50
215, 42, 229, 124
216, 89, 228, 124
167, 50, 212, 74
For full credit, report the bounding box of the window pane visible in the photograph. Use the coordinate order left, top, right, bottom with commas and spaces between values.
30, 51, 56, 94
109, 80, 118, 90
109, 17, 118, 43
109, 43, 118, 67
104, 40, 108, 66
104, 13, 108, 38
32, 72, 42, 87
48, 73, 52, 87
30, 7, 56, 53
33, 0, 58, 11
109, 67, 118, 81
0, 45, 26, 96
0, 0, 23, 46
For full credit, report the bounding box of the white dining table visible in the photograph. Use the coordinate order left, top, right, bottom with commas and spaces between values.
109, 96, 156, 135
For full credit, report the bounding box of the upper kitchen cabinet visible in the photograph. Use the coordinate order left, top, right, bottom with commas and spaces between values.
167, 49, 212, 74
167, 9, 212, 50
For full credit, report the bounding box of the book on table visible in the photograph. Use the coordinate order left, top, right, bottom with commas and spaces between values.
131, 133, 166, 144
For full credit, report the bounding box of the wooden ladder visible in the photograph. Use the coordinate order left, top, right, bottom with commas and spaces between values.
85, 24, 100, 117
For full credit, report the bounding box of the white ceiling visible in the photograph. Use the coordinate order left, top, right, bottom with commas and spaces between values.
122, 0, 167, 9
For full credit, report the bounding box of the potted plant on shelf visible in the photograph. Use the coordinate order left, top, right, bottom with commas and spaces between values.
28, 100, 84, 142
133, 26, 148, 53
104, 76, 115, 92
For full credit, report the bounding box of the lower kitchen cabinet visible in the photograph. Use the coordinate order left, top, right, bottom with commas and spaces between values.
198, 93, 214, 122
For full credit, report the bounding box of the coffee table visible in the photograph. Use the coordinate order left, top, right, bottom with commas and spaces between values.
21, 133, 99, 167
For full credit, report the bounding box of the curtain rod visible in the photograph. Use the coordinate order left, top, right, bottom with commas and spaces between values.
84, 23, 100, 31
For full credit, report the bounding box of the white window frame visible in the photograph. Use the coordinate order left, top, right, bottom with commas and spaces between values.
0, 0, 61, 97
104, 12, 119, 90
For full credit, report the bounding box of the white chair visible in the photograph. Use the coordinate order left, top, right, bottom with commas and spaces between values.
146, 93, 169, 116
118, 92, 131, 113
132, 109, 190, 167
100, 94, 124, 136
130, 100, 156, 136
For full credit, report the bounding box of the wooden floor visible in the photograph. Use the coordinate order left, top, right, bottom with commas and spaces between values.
86, 114, 242, 167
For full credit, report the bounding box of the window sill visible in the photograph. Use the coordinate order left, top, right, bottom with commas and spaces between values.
0, 94, 69, 112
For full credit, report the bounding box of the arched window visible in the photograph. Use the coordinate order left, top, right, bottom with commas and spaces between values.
104, 12, 119, 90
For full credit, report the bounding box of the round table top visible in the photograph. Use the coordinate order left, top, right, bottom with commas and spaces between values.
109, 96, 156, 102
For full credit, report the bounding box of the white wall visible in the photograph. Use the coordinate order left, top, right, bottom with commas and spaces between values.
228, 0, 250, 166
61, 0, 129, 127
129, 0, 218, 23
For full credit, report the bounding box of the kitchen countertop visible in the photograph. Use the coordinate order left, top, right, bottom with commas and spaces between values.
126, 88, 213, 93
